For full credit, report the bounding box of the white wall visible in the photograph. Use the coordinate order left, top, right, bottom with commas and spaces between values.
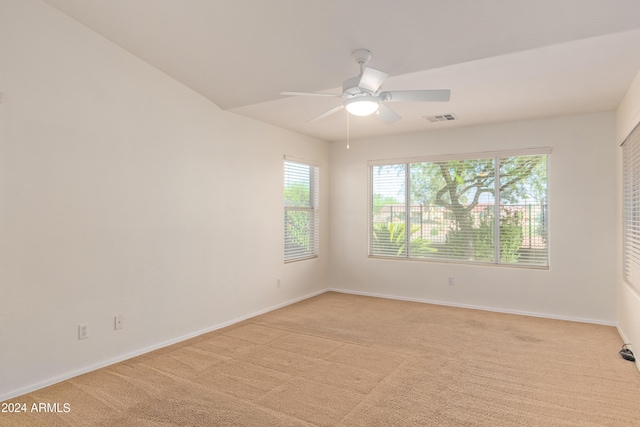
0, 0, 329, 400
616, 70, 640, 370
329, 113, 617, 324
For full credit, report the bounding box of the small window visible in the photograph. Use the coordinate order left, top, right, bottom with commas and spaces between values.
369, 149, 549, 268
623, 124, 640, 292
284, 157, 319, 262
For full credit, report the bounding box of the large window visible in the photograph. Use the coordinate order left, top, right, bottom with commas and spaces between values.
284, 157, 319, 262
623, 124, 640, 292
369, 149, 549, 267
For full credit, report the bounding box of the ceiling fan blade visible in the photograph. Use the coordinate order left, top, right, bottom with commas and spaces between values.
358, 67, 389, 93
281, 91, 342, 97
307, 105, 345, 122
380, 89, 450, 102
377, 104, 401, 123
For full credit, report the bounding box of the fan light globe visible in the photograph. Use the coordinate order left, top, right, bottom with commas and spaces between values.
345, 97, 379, 116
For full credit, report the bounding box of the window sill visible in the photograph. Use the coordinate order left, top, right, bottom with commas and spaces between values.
367, 255, 549, 270
285, 255, 319, 264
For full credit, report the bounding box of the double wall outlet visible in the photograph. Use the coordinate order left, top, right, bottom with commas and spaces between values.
447, 276, 455, 286
277, 278, 282, 288
78, 323, 88, 340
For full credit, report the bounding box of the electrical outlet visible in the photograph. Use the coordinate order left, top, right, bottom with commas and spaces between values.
78, 323, 88, 340
447, 276, 455, 286
277, 278, 282, 288
114, 315, 124, 330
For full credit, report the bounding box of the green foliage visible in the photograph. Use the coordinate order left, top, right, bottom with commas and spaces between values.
371, 222, 436, 257
285, 182, 310, 207
444, 228, 475, 260
285, 211, 311, 254
499, 155, 547, 204
473, 209, 495, 262
469, 208, 523, 263
410, 159, 495, 207
372, 194, 401, 215
498, 209, 523, 263
411, 156, 545, 210
284, 182, 313, 256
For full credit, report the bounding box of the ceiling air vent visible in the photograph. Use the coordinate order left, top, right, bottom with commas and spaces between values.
424, 113, 457, 123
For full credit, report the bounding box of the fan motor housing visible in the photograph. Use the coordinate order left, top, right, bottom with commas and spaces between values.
343, 76, 373, 97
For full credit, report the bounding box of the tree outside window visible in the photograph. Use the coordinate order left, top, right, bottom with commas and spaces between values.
370, 151, 549, 267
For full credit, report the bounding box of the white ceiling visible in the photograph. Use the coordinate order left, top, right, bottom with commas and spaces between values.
44, 0, 640, 142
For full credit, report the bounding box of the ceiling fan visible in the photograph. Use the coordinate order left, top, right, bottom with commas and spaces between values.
281, 49, 450, 123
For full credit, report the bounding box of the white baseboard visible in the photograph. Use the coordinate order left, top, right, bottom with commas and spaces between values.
1, 289, 326, 402
617, 327, 630, 345
3, 287, 622, 401
328, 287, 618, 327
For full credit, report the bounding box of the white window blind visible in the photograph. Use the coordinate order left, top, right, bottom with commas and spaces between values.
371, 164, 407, 257
623, 124, 640, 291
369, 149, 549, 267
284, 157, 319, 262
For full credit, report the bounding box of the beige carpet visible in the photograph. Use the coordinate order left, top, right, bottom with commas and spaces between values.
2, 292, 639, 426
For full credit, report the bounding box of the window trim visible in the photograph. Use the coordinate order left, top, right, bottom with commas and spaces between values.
367, 147, 551, 167
367, 148, 551, 269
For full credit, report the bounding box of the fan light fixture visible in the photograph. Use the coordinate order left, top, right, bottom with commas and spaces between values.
344, 96, 379, 116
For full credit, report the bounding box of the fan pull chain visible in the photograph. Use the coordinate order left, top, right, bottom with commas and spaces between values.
346, 111, 350, 149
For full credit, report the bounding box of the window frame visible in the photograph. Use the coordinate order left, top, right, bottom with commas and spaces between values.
284, 156, 320, 263
368, 148, 550, 269
622, 123, 640, 292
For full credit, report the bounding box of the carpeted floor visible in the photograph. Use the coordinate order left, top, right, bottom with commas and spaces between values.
2, 292, 639, 426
